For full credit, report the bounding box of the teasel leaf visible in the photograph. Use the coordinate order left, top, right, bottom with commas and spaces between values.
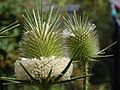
55, 74, 93, 84
19, 1, 63, 58
19, 62, 38, 83
93, 55, 113, 58
0, 21, 19, 38
64, 11, 100, 64
0, 74, 92, 85
54, 43, 82, 82
3, 80, 21, 85
54, 56, 73, 82
0, 77, 34, 85
97, 41, 117, 55
3, 82, 20, 85
46, 69, 53, 82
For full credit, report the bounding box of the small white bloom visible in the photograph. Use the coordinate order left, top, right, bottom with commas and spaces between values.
14, 56, 73, 81
62, 29, 75, 38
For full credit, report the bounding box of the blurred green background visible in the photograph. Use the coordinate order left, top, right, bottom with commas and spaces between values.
0, 0, 115, 90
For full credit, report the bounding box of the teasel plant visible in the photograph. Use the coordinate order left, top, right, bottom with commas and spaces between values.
0, 0, 116, 90
63, 11, 116, 90
0, 1, 92, 90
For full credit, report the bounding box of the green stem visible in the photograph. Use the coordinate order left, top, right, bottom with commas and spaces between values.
83, 61, 89, 90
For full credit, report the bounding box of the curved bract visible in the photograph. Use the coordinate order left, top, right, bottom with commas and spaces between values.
0, 21, 19, 38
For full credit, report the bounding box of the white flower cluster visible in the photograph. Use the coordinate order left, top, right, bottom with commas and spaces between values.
14, 56, 73, 81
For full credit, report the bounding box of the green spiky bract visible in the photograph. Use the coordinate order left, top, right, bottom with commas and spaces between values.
19, 1, 63, 58
64, 12, 100, 90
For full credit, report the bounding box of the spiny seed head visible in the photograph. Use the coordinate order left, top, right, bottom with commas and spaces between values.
19, 5, 62, 58
16, 1, 73, 84
64, 12, 100, 62
14, 56, 73, 81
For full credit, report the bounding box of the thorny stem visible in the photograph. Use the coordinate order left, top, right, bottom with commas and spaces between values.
83, 61, 89, 90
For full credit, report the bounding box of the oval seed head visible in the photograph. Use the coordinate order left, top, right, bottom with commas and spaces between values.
64, 12, 100, 62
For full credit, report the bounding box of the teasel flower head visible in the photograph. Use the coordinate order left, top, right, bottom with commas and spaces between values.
63, 12, 102, 90
64, 12, 100, 63
19, 6, 62, 58
63, 12, 117, 90
13, 1, 74, 88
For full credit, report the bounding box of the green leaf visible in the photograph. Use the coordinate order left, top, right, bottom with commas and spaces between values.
55, 74, 92, 84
